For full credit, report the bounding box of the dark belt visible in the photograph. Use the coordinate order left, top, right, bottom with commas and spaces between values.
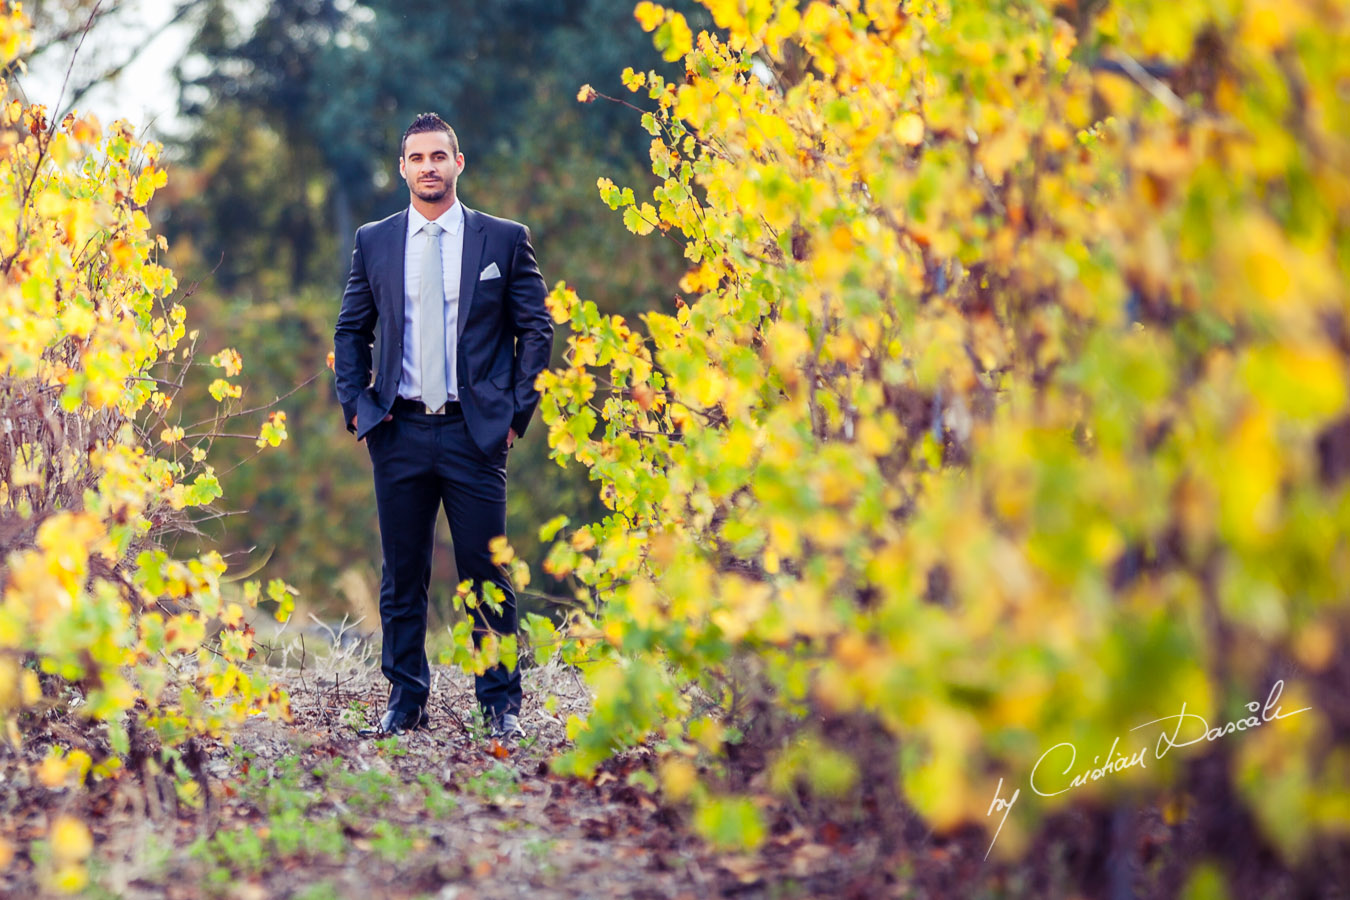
392, 397, 462, 416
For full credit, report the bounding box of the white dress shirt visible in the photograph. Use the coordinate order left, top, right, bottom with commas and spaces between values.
399, 200, 465, 402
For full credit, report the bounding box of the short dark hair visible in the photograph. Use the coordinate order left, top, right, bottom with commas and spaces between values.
401, 112, 459, 158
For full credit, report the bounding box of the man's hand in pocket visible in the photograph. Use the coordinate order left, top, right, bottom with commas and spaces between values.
353, 413, 393, 442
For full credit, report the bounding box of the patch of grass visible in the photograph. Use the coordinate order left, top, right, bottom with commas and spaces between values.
333, 767, 399, 814
293, 882, 343, 900
235, 752, 320, 819
310, 755, 346, 781
204, 864, 234, 895
271, 809, 347, 858
370, 820, 419, 862
416, 772, 459, 818
374, 736, 408, 757
171, 739, 517, 890
464, 762, 520, 804
524, 837, 556, 859
524, 837, 559, 877
191, 827, 269, 876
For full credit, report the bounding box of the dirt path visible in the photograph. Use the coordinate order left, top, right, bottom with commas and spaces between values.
1, 654, 892, 900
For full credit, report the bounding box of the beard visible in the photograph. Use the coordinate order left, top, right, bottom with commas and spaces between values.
411, 178, 450, 202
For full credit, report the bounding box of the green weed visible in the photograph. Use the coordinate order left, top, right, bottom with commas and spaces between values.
374, 735, 408, 757
465, 762, 520, 803
416, 772, 459, 818
292, 882, 342, 900
370, 820, 418, 862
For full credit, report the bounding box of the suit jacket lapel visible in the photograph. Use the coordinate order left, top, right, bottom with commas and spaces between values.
387, 209, 410, 340
458, 206, 486, 342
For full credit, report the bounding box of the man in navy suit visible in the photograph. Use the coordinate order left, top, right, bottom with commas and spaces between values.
334, 112, 553, 738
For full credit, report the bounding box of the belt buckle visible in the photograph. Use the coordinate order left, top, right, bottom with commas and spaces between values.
424, 402, 442, 415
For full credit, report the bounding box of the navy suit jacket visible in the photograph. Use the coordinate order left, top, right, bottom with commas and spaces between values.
333, 205, 554, 455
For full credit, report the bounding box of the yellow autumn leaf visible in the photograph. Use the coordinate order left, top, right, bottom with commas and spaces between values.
690, 367, 727, 407
49, 864, 89, 895
1239, 0, 1290, 50
1093, 70, 1138, 116
622, 203, 657, 236
765, 320, 811, 373
1241, 342, 1347, 423
1292, 621, 1336, 671
634, 1, 665, 32
661, 758, 697, 800
37, 754, 71, 787
621, 67, 647, 92
1220, 408, 1281, 545
49, 815, 93, 863
210, 347, 243, 376
489, 535, 515, 565
678, 262, 720, 294
661, 12, 693, 62
1050, 17, 1077, 61
893, 112, 925, 146
977, 126, 1029, 183
857, 417, 893, 456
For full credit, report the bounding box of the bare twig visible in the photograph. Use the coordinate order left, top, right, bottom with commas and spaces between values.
180, 371, 320, 432
1109, 52, 1188, 118
28, 0, 104, 149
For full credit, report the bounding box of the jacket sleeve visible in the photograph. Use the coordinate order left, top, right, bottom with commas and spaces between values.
505, 224, 554, 438
333, 227, 377, 434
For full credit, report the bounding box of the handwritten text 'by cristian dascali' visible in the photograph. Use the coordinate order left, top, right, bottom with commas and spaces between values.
984, 680, 1312, 859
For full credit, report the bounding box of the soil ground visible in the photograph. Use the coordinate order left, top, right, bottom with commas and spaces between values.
0, 643, 926, 900
9, 636, 1327, 899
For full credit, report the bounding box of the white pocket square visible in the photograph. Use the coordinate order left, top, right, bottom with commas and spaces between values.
479, 262, 501, 281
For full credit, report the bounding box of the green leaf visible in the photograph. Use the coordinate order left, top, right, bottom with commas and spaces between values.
539, 514, 571, 543
693, 796, 766, 851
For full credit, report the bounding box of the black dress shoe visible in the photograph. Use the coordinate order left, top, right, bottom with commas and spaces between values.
360, 706, 429, 736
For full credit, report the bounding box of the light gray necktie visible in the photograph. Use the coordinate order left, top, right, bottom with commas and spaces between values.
419, 222, 447, 411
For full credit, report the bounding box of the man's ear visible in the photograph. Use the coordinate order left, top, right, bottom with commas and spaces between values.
398, 155, 406, 178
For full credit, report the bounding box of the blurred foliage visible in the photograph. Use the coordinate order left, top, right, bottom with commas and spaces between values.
7, 0, 208, 120
0, 4, 291, 843
533, 0, 1350, 885
150, 0, 696, 621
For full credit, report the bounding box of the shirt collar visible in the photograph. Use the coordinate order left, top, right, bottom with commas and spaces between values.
407, 199, 464, 236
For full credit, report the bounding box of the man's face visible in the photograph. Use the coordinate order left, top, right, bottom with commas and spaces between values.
399, 131, 463, 203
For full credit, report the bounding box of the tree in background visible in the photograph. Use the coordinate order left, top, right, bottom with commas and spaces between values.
7, 0, 206, 119
537, 0, 1350, 893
